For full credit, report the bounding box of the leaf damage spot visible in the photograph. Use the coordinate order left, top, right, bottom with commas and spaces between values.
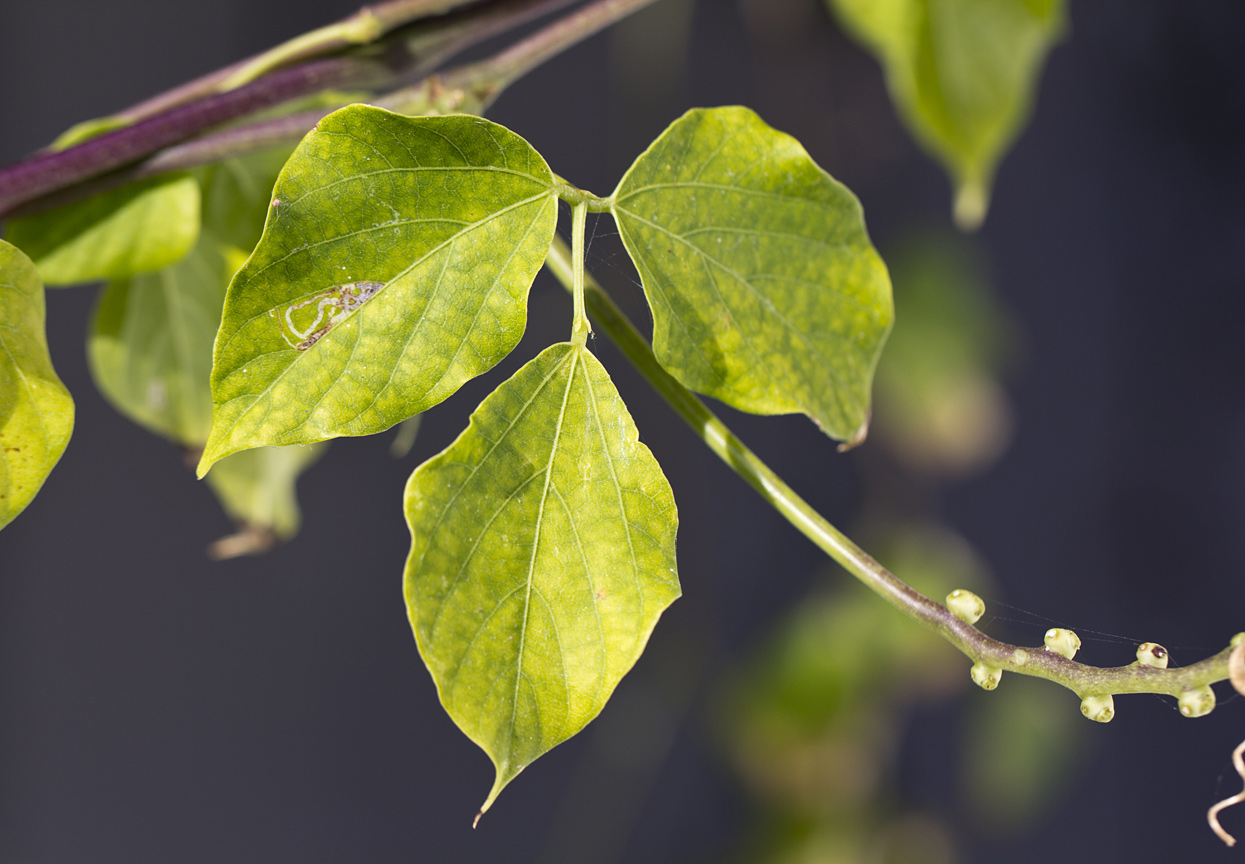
278, 281, 386, 350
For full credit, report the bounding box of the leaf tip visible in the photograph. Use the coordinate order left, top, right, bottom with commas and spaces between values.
474, 778, 505, 829
953, 181, 990, 232
836, 413, 871, 452
195, 448, 219, 479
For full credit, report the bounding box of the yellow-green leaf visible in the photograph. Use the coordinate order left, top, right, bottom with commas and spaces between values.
827, 0, 1065, 228
0, 240, 74, 529
199, 106, 558, 475
7, 173, 201, 285
613, 106, 892, 443
85, 148, 320, 545
404, 342, 680, 817
205, 443, 326, 546
89, 239, 231, 445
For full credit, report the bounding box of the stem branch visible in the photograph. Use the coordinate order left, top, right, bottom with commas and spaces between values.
544, 236, 1238, 705
0, 0, 642, 221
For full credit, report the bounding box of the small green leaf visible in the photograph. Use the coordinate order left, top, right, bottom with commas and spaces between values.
199, 106, 557, 475
0, 240, 74, 529
89, 239, 232, 445
205, 442, 326, 545
6, 174, 201, 286
613, 106, 892, 443
827, 0, 1065, 228
404, 342, 679, 817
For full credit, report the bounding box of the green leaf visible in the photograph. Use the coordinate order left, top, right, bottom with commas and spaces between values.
6, 173, 201, 286
827, 0, 1065, 228
205, 442, 326, 549
0, 240, 74, 530
88, 150, 291, 445
88, 149, 319, 547
612, 106, 892, 443
199, 149, 294, 251
199, 105, 558, 476
404, 342, 680, 817
88, 239, 232, 445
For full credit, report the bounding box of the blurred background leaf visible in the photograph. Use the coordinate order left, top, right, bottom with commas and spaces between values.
825, 0, 1065, 228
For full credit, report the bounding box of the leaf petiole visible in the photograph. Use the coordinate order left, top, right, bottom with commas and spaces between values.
569, 201, 591, 345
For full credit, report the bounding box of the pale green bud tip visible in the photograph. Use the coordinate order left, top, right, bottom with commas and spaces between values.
1044, 628, 1081, 660
1080, 694, 1115, 723
1136, 642, 1169, 668
954, 181, 988, 232
1178, 686, 1216, 718
1231, 632, 1245, 648
971, 662, 1001, 690
946, 589, 986, 625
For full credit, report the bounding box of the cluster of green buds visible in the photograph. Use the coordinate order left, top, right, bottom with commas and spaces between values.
946, 591, 1002, 690
942, 593, 1235, 727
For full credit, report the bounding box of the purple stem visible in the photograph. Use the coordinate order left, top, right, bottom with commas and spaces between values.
0, 56, 385, 216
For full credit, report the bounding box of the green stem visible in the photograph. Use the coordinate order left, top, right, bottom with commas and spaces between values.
544, 236, 1237, 706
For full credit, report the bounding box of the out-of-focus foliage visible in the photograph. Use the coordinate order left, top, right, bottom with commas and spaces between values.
961, 674, 1081, 831
83, 149, 323, 553
721, 527, 982, 863
721, 527, 1081, 862
872, 231, 1016, 476
8, 174, 201, 285
826, 0, 1065, 228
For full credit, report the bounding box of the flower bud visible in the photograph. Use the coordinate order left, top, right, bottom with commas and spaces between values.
1178, 685, 1216, 718
946, 589, 985, 625
970, 662, 1001, 690
1080, 694, 1115, 723
1044, 628, 1081, 660
1136, 642, 1168, 669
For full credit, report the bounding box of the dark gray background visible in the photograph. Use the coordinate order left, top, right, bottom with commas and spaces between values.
2, 1, 1244, 861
